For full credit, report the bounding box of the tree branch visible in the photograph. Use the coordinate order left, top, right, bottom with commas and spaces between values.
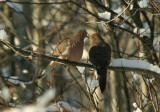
2, 0, 70, 5
0, 39, 160, 78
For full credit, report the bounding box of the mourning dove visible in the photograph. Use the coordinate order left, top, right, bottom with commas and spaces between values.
40, 30, 88, 77
89, 33, 111, 93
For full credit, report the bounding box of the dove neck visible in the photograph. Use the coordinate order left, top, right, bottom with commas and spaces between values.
71, 35, 84, 44
90, 39, 104, 47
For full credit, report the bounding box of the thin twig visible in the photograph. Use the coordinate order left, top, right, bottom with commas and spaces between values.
1, 39, 160, 78
66, 68, 90, 100
2, 0, 70, 5
66, 68, 99, 111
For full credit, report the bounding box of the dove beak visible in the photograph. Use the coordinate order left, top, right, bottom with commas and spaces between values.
86, 33, 90, 38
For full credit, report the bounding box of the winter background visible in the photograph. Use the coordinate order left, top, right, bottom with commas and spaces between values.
0, 0, 160, 112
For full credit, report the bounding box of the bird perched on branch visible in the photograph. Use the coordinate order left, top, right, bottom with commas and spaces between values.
40, 30, 88, 77
89, 33, 111, 93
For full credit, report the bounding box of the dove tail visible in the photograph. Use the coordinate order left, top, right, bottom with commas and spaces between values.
38, 61, 58, 79
96, 67, 107, 93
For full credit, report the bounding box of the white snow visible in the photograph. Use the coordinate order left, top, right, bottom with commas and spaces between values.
130, 3, 133, 10
133, 108, 142, 112
82, 49, 89, 60
95, 70, 98, 79
133, 28, 150, 37
133, 102, 142, 112
111, 58, 160, 74
3, 89, 56, 112
98, 11, 111, 20
22, 69, 28, 74
143, 22, 149, 29
138, 0, 149, 8
8, 77, 20, 84
20, 82, 26, 88
113, 7, 122, 14
8, 76, 18, 80
14, 37, 20, 46
37, 88, 55, 107
98, 23, 105, 30
57, 101, 81, 112
8, 78, 26, 88
13, 96, 18, 101
42, 20, 50, 26
81, 73, 85, 80
154, 44, 159, 51
6, 76, 26, 88
146, 78, 155, 84
143, 98, 148, 104
6, 2, 23, 12
0, 87, 10, 102
1, 66, 10, 77
119, 15, 131, 28
0, 30, 8, 41
120, 23, 127, 28
87, 78, 99, 92
133, 102, 137, 108
4, 106, 40, 112
46, 101, 84, 112
4, 101, 82, 112
44, 103, 58, 112
131, 72, 140, 81
0, 23, 5, 29
77, 66, 85, 74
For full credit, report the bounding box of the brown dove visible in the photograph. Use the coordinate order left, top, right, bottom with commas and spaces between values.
40, 30, 87, 77
89, 33, 111, 93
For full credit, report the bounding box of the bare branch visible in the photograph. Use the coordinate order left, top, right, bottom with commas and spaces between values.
0, 39, 160, 78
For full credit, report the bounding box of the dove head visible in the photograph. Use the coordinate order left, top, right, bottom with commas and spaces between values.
90, 33, 102, 40
89, 33, 104, 45
78, 30, 88, 39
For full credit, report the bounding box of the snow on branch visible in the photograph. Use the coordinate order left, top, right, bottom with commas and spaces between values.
138, 0, 149, 8
37, 88, 55, 107
87, 78, 99, 92
3, 101, 88, 112
0, 30, 8, 41
0, 39, 160, 77
57, 101, 83, 112
3, 88, 87, 112
3, 89, 88, 112
98, 11, 111, 20
134, 28, 150, 37
6, 2, 23, 12
111, 58, 160, 76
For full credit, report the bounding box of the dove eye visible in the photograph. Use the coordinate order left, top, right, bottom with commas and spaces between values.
82, 31, 87, 36
92, 35, 96, 38
90, 36, 94, 40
